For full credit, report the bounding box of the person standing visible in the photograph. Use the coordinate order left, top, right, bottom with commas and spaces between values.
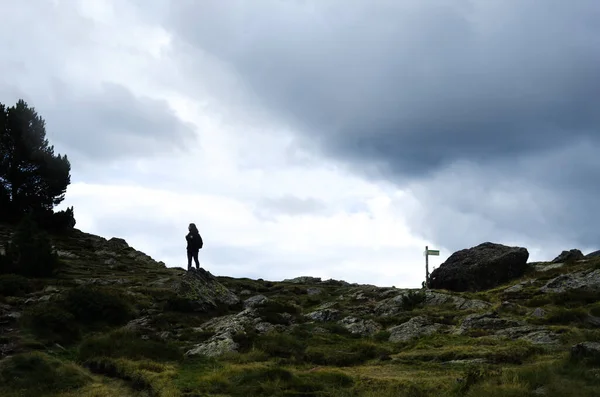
186, 223, 203, 271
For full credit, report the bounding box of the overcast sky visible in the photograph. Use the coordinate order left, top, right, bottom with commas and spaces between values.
1, 0, 599, 287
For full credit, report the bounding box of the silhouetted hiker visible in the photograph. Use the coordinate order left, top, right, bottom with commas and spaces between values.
186, 223, 203, 271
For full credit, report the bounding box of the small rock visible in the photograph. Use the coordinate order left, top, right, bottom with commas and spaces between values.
531, 308, 546, 318
104, 258, 117, 265
455, 312, 524, 335
255, 322, 275, 333
305, 309, 341, 322
55, 250, 79, 259
243, 295, 269, 309
282, 276, 322, 284
571, 342, 600, 361
186, 334, 238, 357
94, 249, 118, 258
585, 315, 600, 327
239, 289, 252, 296
314, 301, 338, 311
43, 286, 59, 293
388, 316, 444, 342
444, 358, 488, 365
338, 316, 382, 336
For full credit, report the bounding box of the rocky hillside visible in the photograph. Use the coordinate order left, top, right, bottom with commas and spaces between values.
1, 224, 600, 397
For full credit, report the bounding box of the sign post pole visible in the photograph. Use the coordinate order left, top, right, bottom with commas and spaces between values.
425, 245, 429, 288
424, 247, 440, 289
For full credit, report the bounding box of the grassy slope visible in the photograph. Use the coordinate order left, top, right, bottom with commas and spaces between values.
1, 224, 600, 397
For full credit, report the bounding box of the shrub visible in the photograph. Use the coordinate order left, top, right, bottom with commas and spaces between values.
0, 351, 90, 396
78, 329, 183, 362
255, 300, 301, 325
304, 340, 387, 366
35, 207, 76, 233
0, 274, 32, 296
254, 332, 306, 359
20, 302, 81, 344
373, 330, 391, 342
541, 307, 588, 325
401, 290, 427, 311
62, 285, 135, 327
2, 214, 61, 277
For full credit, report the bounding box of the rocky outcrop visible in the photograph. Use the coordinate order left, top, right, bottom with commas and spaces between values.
388, 316, 444, 342
305, 308, 341, 322
504, 279, 535, 293
171, 269, 239, 311
186, 334, 239, 357
375, 290, 490, 317
540, 269, 600, 293
455, 312, 558, 344
495, 326, 559, 345
551, 249, 584, 263
282, 276, 322, 284
454, 312, 524, 335
243, 295, 269, 309
429, 242, 529, 292
338, 317, 382, 336
586, 250, 600, 258
571, 342, 600, 362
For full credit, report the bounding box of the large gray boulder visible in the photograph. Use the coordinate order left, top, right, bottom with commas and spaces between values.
429, 242, 529, 292
551, 249, 584, 263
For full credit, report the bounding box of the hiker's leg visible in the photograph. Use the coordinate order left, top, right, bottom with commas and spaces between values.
187, 250, 193, 270
193, 250, 200, 269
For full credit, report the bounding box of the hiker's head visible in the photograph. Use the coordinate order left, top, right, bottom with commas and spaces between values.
189, 223, 198, 233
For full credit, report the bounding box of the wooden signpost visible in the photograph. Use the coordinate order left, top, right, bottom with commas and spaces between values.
424, 246, 440, 288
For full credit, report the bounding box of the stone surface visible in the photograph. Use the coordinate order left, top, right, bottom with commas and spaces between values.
375, 290, 490, 317
586, 250, 600, 258
282, 276, 322, 284
540, 269, 600, 293
171, 269, 240, 311
388, 316, 444, 342
531, 308, 546, 318
338, 316, 382, 336
551, 249, 584, 264
571, 342, 600, 361
454, 312, 524, 335
186, 334, 238, 357
243, 295, 269, 309
306, 287, 324, 296
305, 308, 341, 322
496, 326, 559, 345
429, 242, 529, 292
534, 263, 565, 273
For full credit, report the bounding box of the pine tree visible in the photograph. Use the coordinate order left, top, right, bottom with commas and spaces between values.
0, 100, 72, 226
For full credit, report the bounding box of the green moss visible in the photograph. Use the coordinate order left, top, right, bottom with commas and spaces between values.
78, 329, 183, 362
19, 302, 81, 344
0, 351, 91, 397
62, 285, 136, 327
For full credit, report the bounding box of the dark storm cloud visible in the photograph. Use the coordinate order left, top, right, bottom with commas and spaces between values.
165, 0, 600, 178
0, 81, 196, 162
44, 82, 196, 160
162, 0, 600, 254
